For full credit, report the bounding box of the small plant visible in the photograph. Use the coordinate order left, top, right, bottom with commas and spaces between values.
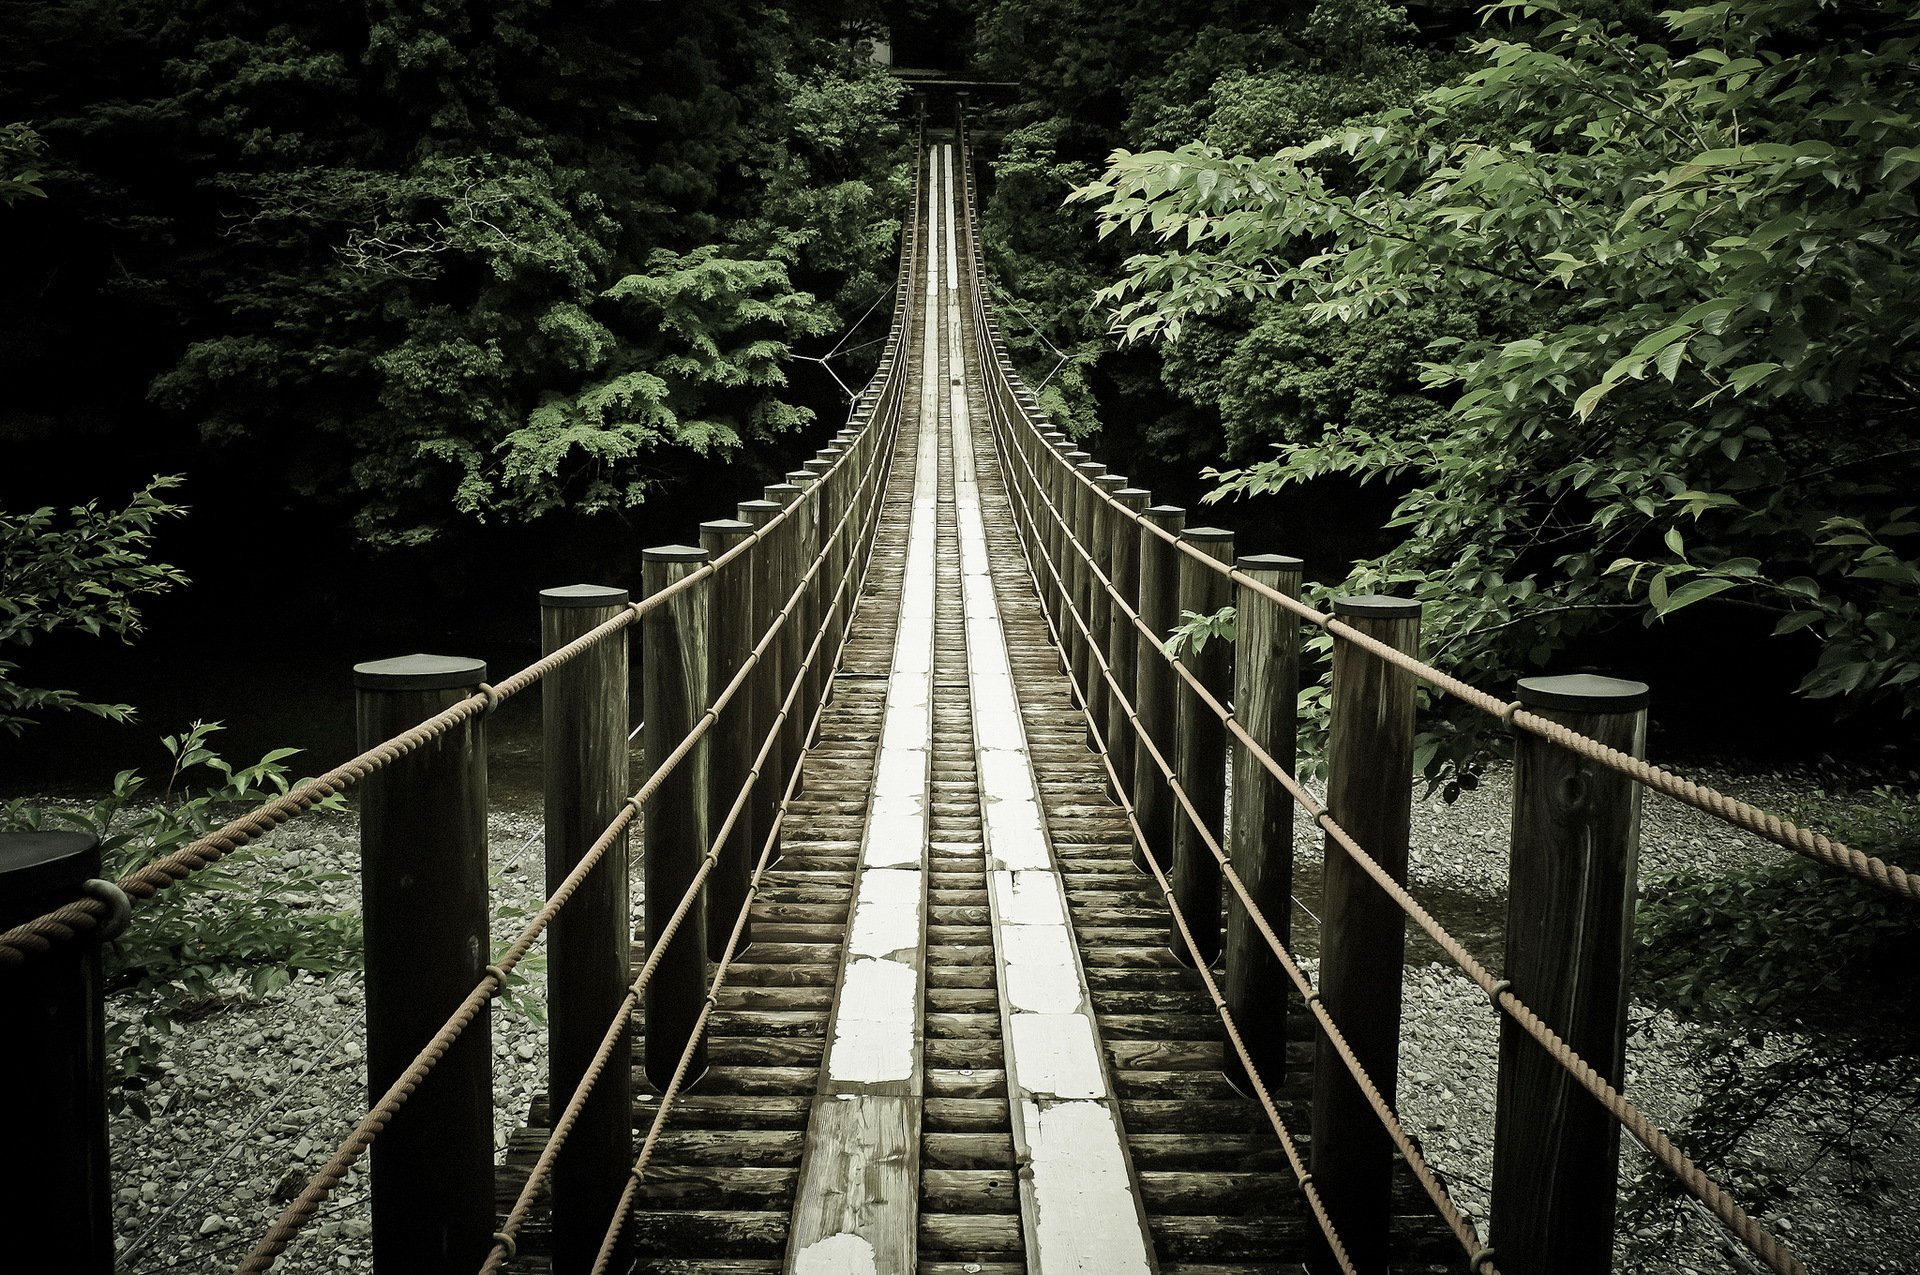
1164, 605, 1237, 656
2, 722, 358, 1117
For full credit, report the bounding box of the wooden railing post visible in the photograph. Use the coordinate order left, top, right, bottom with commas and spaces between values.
640, 547, 712, 1091
1083, 470, 1125, 751
1492, 674, 1649, 1275
768, 480, 806, 797
739, 498, 785, 869
538, 586, 632, 1275
1131, 504, 1186, 872
1223, 555, 1303, 1095
1309, 597, 1420, 1275
1171, 527, 1234, 968
1070, 459, 1106, 716
1105, 487, 1152, 805
788, 468, 825, 745
353, 654, 492, 1275
699, 521, 755, 960
0, 831, 111, 1274
1060, 450, 1092, 687
1038, 432, 1069, 635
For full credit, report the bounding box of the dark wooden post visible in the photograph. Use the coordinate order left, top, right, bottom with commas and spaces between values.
354, 654, 492, 1275
699, 521, 755, 960
1170, 527, 1234, 968
1087, 472, 1128, 755
1308, 598, 1420, 1275
1131, 504, 1186, 872
787, 468, 824, 741
641, 547, 712, 1091
1223, 556, 1303, 1095
1105, 488, 1151, 804
1070, 460, 1106, 716
0, 832, 111, 1274
739, 499, 784, 870
539, 586, 633, 1275
1491, 674, 1649, 1275
1060, 450, 1092, 685
767, 481, 805, 798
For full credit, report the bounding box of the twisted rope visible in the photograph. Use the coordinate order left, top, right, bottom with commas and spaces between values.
966, 173, 1808, 1272
479, 366, 905, 1275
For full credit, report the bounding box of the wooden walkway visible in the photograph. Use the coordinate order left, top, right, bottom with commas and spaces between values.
498, 139, 1458, 1275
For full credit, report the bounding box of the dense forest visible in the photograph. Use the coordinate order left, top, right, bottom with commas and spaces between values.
1, 0, 912, 766
5, 0, 1917, 775
970, 0, 1920, 783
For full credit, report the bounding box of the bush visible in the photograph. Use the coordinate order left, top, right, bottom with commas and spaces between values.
2, 722, 357, 1117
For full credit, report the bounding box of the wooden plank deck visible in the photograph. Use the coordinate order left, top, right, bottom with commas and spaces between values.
496, 136, 1459, 1275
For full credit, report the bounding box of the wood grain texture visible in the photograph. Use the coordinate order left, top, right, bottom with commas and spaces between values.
539, 585, 633, 1275
1309, 597, 1420, 1275
642, 546, 713, 1093
1492, 676, 1648, 1275
1223, 556, 1302, 1096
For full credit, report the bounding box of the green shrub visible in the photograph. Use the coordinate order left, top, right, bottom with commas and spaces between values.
3, 722, 357, 1117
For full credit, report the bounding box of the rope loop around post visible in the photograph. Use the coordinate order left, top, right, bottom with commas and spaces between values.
79, 878, 132, 942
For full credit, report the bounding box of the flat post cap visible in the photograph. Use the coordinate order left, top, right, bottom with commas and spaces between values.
540, 584, 628, 608
354, 654, 488, 690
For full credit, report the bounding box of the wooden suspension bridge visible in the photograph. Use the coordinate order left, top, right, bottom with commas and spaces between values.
3, 114, 1908, 1275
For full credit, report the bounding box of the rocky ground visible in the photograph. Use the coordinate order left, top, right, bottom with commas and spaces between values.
80, 759, 1920, 1274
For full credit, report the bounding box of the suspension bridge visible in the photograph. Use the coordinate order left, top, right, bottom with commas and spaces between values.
2, 113, 1913, 1275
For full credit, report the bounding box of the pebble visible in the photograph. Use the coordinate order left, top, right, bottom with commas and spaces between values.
94, 775, 1915, 1273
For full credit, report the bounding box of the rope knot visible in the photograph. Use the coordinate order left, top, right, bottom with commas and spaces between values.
491, 1231, 518, 1261
475, 683, 502, 716
81, 878, 133, 942
484, 965, 511, 997
1486, 978, 1513, 1011
1498, 699, 1524, 729
1471, 1245, 1499, 1273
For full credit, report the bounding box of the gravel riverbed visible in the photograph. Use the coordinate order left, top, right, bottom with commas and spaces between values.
88, 761, 1918, 1273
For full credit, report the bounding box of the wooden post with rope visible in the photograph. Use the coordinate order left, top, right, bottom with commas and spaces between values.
354, 653, 493, 1275
699, 521, 755, 962
1131, 504, 1186, 872
1223, 554, 1303, 1095
538, 585, 633, 1275
0, 831, 112, 1274
1492, 674, 1650, 1275
767, 481, 805, 799
640, 547, 712, 1092
1086, 471, 1127, 751
1104, 487, 1152, 805
1170, 526, 1234, 968
739, 498, 785, 868
1070, 459, 1106, 716
1308, 597, 1420, 1275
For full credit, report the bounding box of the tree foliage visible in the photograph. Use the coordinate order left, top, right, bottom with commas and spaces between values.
2, 0, 906, 547
0, 479, 188, 735
1070, 0, 1920, 771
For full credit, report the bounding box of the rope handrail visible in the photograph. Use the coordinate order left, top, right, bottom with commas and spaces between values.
983, 386, 1496, 1272
0, 387, 901, 972
231, 362, 905, 1273
980, 292, 1804, 1275
953, 158, 1911, 906
959, 130, 1804, 1275
477, 358, 906, 1275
